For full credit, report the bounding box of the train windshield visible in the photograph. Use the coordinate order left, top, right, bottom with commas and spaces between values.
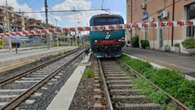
93, 17, 122, 26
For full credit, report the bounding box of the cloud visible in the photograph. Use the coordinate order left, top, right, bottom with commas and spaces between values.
0, 0, 121, 27
52, 0, 91, 11
0, 0, 31, 11
50, 0, 111, 27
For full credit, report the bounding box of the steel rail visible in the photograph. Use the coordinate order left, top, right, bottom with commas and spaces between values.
97, 59, 113, 110
1, 49, 84, 110
120, 62, 190, 110
0, 48, 79, 86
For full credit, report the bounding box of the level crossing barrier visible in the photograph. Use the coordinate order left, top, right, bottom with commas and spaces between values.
0, 19, 195, 38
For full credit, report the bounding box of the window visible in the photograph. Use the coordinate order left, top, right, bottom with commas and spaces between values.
186, 3, 195, 37
93, 17, 123, 26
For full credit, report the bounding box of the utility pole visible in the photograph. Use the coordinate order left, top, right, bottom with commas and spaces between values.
171, 0, 175, 46
5, 0, 12, 51
45, 0, 48, 26
44, 0, 51, 49
130, 0, 133, 40
101, 0, 104, 9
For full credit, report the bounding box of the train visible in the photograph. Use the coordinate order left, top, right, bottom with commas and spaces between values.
89, 14, 125, 58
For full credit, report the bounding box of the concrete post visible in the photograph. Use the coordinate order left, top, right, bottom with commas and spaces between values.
8, 37, 12, 51
57, 33, 59, 47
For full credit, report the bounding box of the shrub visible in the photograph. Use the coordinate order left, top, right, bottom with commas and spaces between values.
120, 54, 195, 109
141, 40, 150, 49
174, 43, 180, 48
134, 78, 169, 104
84, 68, 95, 78
131, 35, 139, 48
182, 39, 195, 49
164, 45, 171, 52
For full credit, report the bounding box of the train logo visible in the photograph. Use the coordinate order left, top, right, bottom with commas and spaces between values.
105, 32, 111, 40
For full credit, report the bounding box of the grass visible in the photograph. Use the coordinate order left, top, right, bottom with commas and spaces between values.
182, 38, 195, 49
120, 54, 195, 109
84, 68, 95, 78
133, 78, 169, 104
133, 78, 178, 110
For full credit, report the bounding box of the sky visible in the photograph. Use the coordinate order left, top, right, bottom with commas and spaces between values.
0, 0, 126, 27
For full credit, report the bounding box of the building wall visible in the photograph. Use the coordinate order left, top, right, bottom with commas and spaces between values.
0, 6, 51, 32
126, 0, 195, 49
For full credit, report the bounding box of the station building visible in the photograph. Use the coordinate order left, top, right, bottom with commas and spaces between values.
126, 0, 195, 50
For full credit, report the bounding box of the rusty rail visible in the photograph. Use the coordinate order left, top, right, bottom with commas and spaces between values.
97, 59, 114, 110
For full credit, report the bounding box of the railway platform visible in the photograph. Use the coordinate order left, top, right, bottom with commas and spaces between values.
47, 53, 91, 110
0, 46, 77, 74
123, 47, 195, 78
0, 46, 47, 53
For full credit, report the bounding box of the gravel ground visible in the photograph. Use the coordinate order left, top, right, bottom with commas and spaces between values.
69, 74, 95, 110
16, 53, 83, 110
69, 57, 95, 110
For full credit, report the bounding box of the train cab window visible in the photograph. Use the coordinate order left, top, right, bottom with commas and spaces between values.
93, 17, 123, 26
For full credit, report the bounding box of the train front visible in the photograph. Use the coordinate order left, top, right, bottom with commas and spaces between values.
89, 14, 125, 58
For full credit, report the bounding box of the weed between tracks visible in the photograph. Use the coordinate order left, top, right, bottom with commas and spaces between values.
133, 78, 176, 110
84, 68, 95, 78
120, 54, 195, 110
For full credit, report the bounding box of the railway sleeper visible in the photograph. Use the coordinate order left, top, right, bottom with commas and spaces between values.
106, 74, 127, 77
0, 97, 15, 102
112, 95, 151, 104
108, 84, 134, 89
106, 77, 131, 80
107, 80, 131, 84
116, 103, 161, 110
110, 89, 143, 96
94, 102, 106, 110
103, 71, 124, 74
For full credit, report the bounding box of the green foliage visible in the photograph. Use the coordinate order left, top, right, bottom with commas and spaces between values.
134, 78, 169, 104
141, 40, 150, 49
166, 104, 177, 110
0, 39, 4, 49
120, 55, 152, 73
131, 35, 139, 48
182, 38, 195, 49
174, 43, 180, 48
120, 54, 195, 109
84, 68, 95, 78
164, 45, 171, 52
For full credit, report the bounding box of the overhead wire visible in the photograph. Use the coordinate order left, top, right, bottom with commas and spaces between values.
14, 9, 110, 13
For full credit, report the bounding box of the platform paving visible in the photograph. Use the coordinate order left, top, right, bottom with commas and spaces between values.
0, 46, 77, 73
0, 46, 47, 53
123, 47, 195, 78
46, 54, 90, 110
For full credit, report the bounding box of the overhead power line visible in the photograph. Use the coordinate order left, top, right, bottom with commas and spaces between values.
14, 9, 110, 14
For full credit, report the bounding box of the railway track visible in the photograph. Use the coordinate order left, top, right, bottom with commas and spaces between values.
0, 48, 79, 86
97, 59, 161, 110
0, 49, 84, 110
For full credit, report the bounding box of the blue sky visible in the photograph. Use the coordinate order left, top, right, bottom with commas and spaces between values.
4, 0, 126, 27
